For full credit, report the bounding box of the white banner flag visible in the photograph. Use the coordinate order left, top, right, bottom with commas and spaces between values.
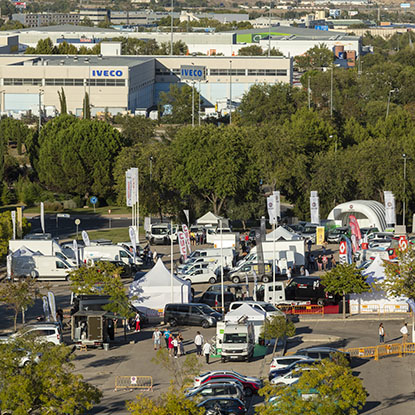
125, 169, 133, 207
47, 292, 56, 322
11, 211, 16, 240
310, 191, 320, 224
130, 167, 139, 204
72, 239, 78, 267
6, 254, 12, 279
183, 209, 190, 225
129, 226, 137, 263
42, 296, 50, 321
178, 231, 187, 261
40, 202, 45, 234
273, 191, 281, 221
81, 230, 90, 247
384, 191, 396, 225
182, 224, 191, 253
267, 194, 278, 224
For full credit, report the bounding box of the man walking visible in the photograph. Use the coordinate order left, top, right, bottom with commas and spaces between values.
163, 329, 171, 348
153, 327, 162, 350
400, 323, 409, 344
203, 341, 212, 364
194, 331, 204, 357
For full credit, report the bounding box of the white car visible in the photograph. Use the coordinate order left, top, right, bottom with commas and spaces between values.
270, 367, 316, 386
0, 322, 63, 346
269, 355, 313, 372
181, 268, 218, 284
229, 301, 285, 319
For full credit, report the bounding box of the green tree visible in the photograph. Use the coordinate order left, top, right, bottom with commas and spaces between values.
79, 17, 94, 27
238, 44, 264, 56
295, 44, 334, 71
158, 40, 188, 55
127, 386, 203, 415
257, 359, 367, 415
159, 84, 199, 124
118, 114, 156, 145
69, 261, 133, 318
260, 315, 296, 359
0, 278, 37, 332
37, 115, 125, 200
0, 117, 32, 155
97, 18, 112, 28
0, 338, 102, 413
320, 263, 370, 319
57, 87, 67, 115
1, 182, 14, 205
83, 92, 91, 119
171, 125, 259, 214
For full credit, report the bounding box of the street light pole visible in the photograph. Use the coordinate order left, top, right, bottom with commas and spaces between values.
229, 60, 232, 125
330, 65, 333, 118
192, 81, 195, 127
268, 0, 271, 57
403, 153, 407, 227
170, 0, 174, 56
38, 89, 44, 133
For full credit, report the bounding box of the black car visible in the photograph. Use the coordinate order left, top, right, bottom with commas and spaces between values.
197, 398, 246, 415
164, 303, 222, 328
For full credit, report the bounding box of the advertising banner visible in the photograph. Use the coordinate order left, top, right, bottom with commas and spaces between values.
182, 224, 191, 253
40, 202, 45, 234
125, 169, 133, 207
384, 191, 396, 225
310, 191, 320, 224
349, 215, 362, 253
129, 226, 137, 262
11, 211, 16, 240
73, 239, 79, 267
339, 240, 347, 264
178, 231, 187, 261
81, 230, 90, 247
267, 194, 278, 225
316, 226, 325, 245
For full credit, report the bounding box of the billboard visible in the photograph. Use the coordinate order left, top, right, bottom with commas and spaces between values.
180, 65, 206, 81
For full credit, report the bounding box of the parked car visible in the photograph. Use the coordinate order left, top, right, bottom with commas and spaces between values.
271, 367, 316, 386
194, 371, 262, 396
268, 359, 316, 381
181, 268, 218, 285
185, 382, 245, 402
229, 301, 285, 319
0, 322, 63, 345
269, 354, 315, 373
360, 227, 379, 237
300, 225, 317, 243
199, 290, 236, 312
326, 227, 350, 243
197, 398, 247, 415
296, 347, 351, 364
164, 303, 222, 328
367, 232, 394, 242
227, 262, 281, 284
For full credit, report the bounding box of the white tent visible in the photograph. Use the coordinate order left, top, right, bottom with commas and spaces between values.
350, 255, 408, 314
266, 226, 302, 241
196, 211, 229, 228
225, 303, 266, 342
129, 258, 191, 314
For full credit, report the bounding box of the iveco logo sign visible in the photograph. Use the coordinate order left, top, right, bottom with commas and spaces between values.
180, 65, 206, 81
91, 70, 123, 77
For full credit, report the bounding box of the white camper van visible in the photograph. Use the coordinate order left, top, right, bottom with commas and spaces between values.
188, 248, 235, 268
83, 245, 142, 267
28, 256, 73, 280
146, 223, 178, 245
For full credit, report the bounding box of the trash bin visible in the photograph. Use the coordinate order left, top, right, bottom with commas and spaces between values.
103, 343, 110, 351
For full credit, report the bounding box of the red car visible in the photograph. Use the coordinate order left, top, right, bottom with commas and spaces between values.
194, 371, 262, 396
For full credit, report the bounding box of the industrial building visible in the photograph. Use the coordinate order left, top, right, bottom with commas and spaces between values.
0, 54, 292, 117
4, 24, 362, 57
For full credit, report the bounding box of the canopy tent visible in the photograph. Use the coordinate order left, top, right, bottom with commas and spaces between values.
266, 226, 302, 241
196, 211, 229, 228
349, 255, 408, 314
129, 259, 191, 314
327, 200, 387, 232
225, 303, 266, 343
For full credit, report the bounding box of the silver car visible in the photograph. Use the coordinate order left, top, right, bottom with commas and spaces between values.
185, 381, 245, 402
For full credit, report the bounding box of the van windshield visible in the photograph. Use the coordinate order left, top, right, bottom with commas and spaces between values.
303, 226, 316, 233
152, 228, 169, 235
224, 333, 247, 343
197, 305, 216, 314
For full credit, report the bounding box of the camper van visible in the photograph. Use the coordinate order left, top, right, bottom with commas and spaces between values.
188, 248, 236, 268
216, 320, 255, 362
83, 245, 142, 267
19, 255, 74, 281
146, 223, 178, 245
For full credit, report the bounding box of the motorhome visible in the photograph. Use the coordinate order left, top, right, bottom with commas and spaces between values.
188, 248, 236, 268
256, 277, 338, 306
216, 319, 255, 362
83, 245, 142, 267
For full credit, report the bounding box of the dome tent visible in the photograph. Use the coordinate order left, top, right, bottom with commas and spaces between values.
129, 258, 191, 314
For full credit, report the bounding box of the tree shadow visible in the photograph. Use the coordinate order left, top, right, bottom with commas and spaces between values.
87, 355, 129, 367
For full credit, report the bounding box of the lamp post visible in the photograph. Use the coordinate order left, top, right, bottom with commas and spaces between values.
229, 60, 232, 125
386, 89, 398, 119
268, 1, 272, 57
330, 65, 333, 118
403, 153, 407, 227
220, 219, 224, 317
170, 0, 174, 56
38, 89, 44, 133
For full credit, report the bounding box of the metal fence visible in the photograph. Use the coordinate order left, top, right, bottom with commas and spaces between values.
350, 303, 409, 315
115, 376, 153, 391
278, 304, 324, 315
342, 342, 415, 361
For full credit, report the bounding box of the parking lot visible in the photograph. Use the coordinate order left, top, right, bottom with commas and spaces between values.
1, 242, 415, 414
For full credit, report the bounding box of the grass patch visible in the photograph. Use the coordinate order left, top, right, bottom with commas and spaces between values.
67, 226, 145, 244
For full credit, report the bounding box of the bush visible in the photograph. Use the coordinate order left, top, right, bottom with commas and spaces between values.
15, 178, 45, 207
1, 183, 16, 205
43, 201, 64, 212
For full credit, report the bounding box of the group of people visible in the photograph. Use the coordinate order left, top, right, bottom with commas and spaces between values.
378, 322, 409, 344
142, 245, 158, 266
152, 328, 213, 363
305, 252, 336, 272
190, 230, 207, 246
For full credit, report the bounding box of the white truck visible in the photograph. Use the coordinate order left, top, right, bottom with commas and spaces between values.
216, 319, 255, 362
146, 223, 178, 245
188, 248, 236, 269
82, 245, 142, 267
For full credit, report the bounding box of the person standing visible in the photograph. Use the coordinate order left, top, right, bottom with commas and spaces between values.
203, 341, 212, 364
400, 323, 409, 344
178, 332, 185, 356
153, 250, 158, 263
322, 255, 328, 271
307, 239, 312, 253
287, 267, 292, 280
379, 323, 385, 343
168, 333, 174, 356
134, 312, 141, 333
163, 329, 171, 348
153, 327, 162, 350
194, 331, 204, 357
56, 308, 64, 331
172, 335, 179, 358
